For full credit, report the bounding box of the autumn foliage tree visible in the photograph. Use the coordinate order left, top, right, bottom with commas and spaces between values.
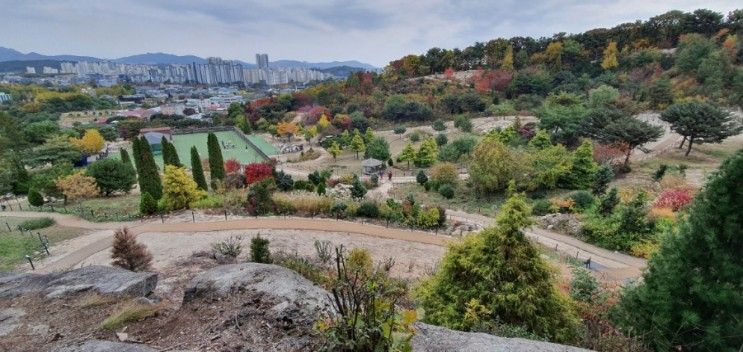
244, 163, 274, 185
277, 122, 299, 141
601, 41, 619, 70
224, 158, 242, 174
55, 171, 99, 200
111, 227, 153, 272
70, 129, 105, 155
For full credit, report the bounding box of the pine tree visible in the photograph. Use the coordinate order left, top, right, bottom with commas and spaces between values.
139, 192, 158, 215
416, 192, 580, 342
592, 164, 614, 195
131, 137, 142, 174
207, 132, 225, 187
615, 149, 743, 351
111, 227, 153, 272
598, 187, 619, 216
601, 41, 619, 70
168, 142, 180, 166
161, 136, 181, 167
660, 101, 743, 156
190, 146, 208, 191
528, 129, 552, 150
563, 140, 598, 189
135, 136, 162, 200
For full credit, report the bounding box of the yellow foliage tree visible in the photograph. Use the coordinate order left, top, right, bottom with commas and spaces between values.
601, 41, 619, 70
317, 114, 330, 131
71, 129, 105, 154
276, 122, 299, 140
161, 165, 206, 211
545, 42, 563, 68
55, 172, 99, 200
501, 45, 514, 71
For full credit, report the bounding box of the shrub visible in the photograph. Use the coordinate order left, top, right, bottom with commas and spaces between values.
161, 165, 206, 211
429, 162, 458, 187
432, 119, 446, 131
531, 199, 552, 216
653, 188, 693, 211
549, 197, 575, 213
111, 227, 153, 272
244, 162, 274, 185
454, 115, 473, 132
393, 126, 406, 134
55, 172, 99, 200
293, 179, 315, 192
435, 133, 448, 146
408, 130, 421, 142
350, 178, 367, 200
250, 235, 271, 263
652, 164, 668, 181
598, 188, 619, 216
416, 170, 428, 185
28, 188, 44, 207
86, 158, 136, 196
487, 101, 517, 116
246, 179, 274, 215
370, 174, 379, 187
190, 194, 223, 209
19, 217, 55, 230
224, 158, 242, 174
212, 236, 243, 260
570, 268, 599, 303
438, 184, 455, 199
417, 207, 441, 229
139, 192, 158, 215
356, 202, 380, 218
569, 191, 595, 211
314, 240, 332, 264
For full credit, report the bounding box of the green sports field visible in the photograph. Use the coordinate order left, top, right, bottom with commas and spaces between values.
168, 131, 277, 166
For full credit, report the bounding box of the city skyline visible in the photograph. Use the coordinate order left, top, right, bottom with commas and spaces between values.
1, 1, 739, 67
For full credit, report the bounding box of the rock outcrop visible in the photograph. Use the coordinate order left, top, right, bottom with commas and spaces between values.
412, 323, 594, 352
0, 265, 157, 298
57, 340, 159, 352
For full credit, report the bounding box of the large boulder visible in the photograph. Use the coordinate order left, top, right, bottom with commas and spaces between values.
412, 323, 593, 352
0, 266, 157, 299
56, 340, 158, 352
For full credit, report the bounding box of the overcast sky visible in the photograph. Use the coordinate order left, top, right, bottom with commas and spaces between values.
0, 0, 740, 67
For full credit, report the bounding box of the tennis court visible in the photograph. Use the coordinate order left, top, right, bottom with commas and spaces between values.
169, 131, 277, 165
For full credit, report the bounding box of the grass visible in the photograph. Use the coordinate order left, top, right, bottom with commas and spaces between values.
18, 217, 55, 230
101, 301, 159, 331
19, 194, 141, 222
78, 293, 118, 308
0, 216, 83, 271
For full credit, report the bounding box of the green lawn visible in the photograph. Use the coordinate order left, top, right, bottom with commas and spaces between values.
0, 216, 84, 271
19, 194, 141, 222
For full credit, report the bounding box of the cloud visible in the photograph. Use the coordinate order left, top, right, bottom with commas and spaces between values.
0, 0, 739, 66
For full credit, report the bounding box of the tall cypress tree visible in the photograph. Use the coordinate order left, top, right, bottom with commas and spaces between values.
190, 146, 208, 191
161, 136, 173, 166
120, 148, 132, 168
136, 136, 162, 199
131, 137, 142, 174
207, 132, 225, 187
615, 149, 743, 351
168, 142, 181, 167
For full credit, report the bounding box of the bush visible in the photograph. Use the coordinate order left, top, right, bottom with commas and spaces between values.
356, 202, 380, 218
487, 101, 517, 116
432, 119, 446, 131
190, 194, 223, 209
435, 133, 448, 146
161, 165, 206, 211
454, 115, 473, 132
653, 188, 693, 211
438, 184, 455, 199
531, 199, 552, 216
139, 192, 158, 215
569, 191, 595, 211
212, 236, 242, 260
652, 164, 668, 181
393, 126, 406, 134
570, 268, 599, 303
19, 217, 55, 230
250, 235, 271, 263
293, 179, 315, 192
429, 162, 458, 187
416, 170, 428, 185
28, 188, 44, 207
111, 227, 153, 272
272, 192, 331, 216
409, 131, 422, 142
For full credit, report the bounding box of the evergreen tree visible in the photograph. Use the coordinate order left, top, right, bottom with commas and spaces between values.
416, 192, 580, 343
190, 146, 208, 191
350, 177, 367, 200
592, 164, 614, 195
139, 192, 158, 215
660, 101, 743, 156
398, 143, 416, 168
86, 158, 136, 196
207, 132, 225, 187
135, 137, 162, 200
120, 148, 132, 168
328, 141, 341, 160
131, 137, 142, 174
528, 129, 553, 150
615, 149, 743, 351
598, 187, 619, 216
161, 137, 181, 167
563, 140, 598, 189
28, 188, 44, 207
415, 138, 438, 167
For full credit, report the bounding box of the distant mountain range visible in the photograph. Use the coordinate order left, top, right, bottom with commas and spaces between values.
0, 47, 378, 71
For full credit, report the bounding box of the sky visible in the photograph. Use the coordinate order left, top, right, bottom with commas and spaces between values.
0, 0, 740, 67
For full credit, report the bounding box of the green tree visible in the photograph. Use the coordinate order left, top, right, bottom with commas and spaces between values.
161, 137, 181, 167
350, 177, 367, 200
660, 102, 742, 156
139, 192, 158, 215
365, 137, 390, 161
562, 140, 598, 189
28, 188, 44, 207
416, 192, 580, 342
327, 141, 341, 160
86, 158, 136, 196
435, 133, 448, 146
536, 93, 588, 147
598, 187, 619, 216
528, 129, 552, 150
416, 170, 428, 186
647, 78, 674, 110
469, 138, 528, 194
592, 164, 614, 195
398, 143, 416, 168
250, 235, 271, 263
134, 136, 162, 200
415, 138, 438, 167
120, 148, 133, 169
350, 130, 366, 159
190, 146, 208, 191
25, 136, 83, 167
584, 108, 662, 167
615, 150, 743, 351
207, 132, 225, 187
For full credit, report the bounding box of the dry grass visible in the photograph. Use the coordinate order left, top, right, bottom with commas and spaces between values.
77, 293, 118, 308
101, 301, 159, 331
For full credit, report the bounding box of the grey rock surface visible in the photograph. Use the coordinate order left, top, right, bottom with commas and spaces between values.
412, 323, 593, 352
55, 340, 158, 352
0, 308, 25, 337
0, 265, 157, 298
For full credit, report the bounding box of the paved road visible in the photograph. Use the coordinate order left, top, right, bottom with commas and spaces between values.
2, 209, 645, 280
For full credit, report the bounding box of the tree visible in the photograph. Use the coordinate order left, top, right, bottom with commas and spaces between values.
501, 45, 514, 71
592, 164, 614, 195
250, 235, 271, 263
398, 143, 416, 168
134, 137, 162, 200
244, 163, 274, 185
120, 148, 133, 169
615, 150, 743, 351
277, 121, 299, 141
598, 187, 619, 216
563, 140, 598, 189
365, 137, 390, 161
328, 141, 341, 160
660, 102, 742, 156
416, 192, 580, 342
28, 188, 44, 207
435, 133, 448, 146
111, 227, 153, 272
584, 108, 663, 167
601, 41, 619, 70
415, 138, 438, 167
350, 177, 367, 200
317, 114, 331, 131
469, 138, 527, 194
25, 136, 83, 167
647, 78, 674, 109
161, 137, 181, 167
207, 132, 225, 187
139, 192, 158, 215
528, 129, 552, 149
350, 130, 366, 159
86, 158, 136, 196
56, 171, 99, 200
70, 129, 105, 155
161, 165, 206, 211
190, 146, 208, 191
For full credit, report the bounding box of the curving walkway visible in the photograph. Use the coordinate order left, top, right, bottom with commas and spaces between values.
2, 210, 645, 280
